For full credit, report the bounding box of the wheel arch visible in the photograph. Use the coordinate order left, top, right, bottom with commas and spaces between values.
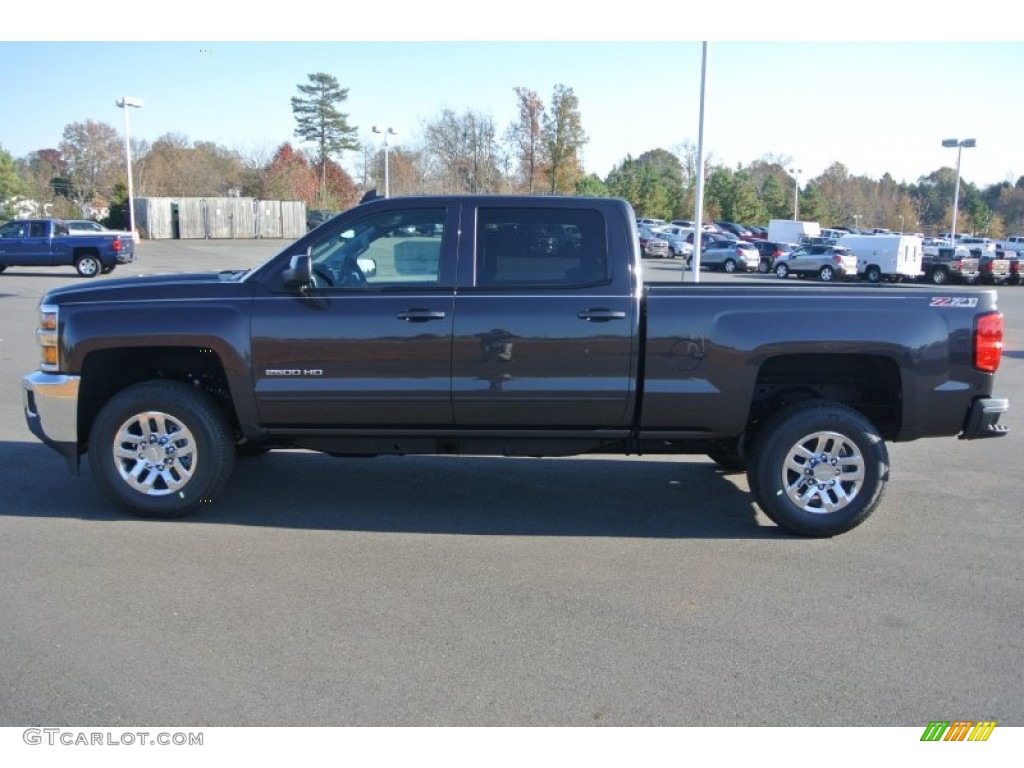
748, 353, 903, 442
78, 346, 246, 452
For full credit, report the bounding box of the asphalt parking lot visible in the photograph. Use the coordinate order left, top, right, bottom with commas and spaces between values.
0, 240, 1021, 727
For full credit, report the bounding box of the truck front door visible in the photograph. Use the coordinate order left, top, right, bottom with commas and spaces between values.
0, 221, 52, 267
251, 204, 458, 428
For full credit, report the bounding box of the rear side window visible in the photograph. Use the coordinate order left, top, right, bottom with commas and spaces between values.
476, 207, 608, 288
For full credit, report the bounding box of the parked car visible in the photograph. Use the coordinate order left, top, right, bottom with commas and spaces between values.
636, 217, 667, 230
959, 236, 997, 254
699, 239, 760, 273
638, 227, 670, 258
774, 244, 858, 282
687, 231, 736, 247
752, 240, 798, 273
747, 226, 768, 239
65, 219, 138, 243
656, 225, 695, 262
920, 245, 980, 285
715, 221, 753, 240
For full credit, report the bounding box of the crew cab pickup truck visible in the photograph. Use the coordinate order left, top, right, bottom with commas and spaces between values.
0, 218, 135, 277
920, 245, 980, 285
21, 196, 1010, 537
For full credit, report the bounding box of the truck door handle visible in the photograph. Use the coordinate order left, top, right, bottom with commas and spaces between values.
577, 308, 627, 322
396, 309, 447, 322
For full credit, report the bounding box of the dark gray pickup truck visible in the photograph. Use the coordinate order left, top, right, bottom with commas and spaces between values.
22, 195, 1009, 536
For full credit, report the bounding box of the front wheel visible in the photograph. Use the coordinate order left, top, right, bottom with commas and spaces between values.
75, 254, 102, 278
88, 380, 235, 518
747, 401, 889, 537
775, 263, 790, 278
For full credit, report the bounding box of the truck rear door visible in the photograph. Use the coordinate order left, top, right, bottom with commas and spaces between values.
451, 201, 639, 429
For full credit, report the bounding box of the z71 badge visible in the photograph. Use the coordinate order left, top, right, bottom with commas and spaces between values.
930, 297, 979, 308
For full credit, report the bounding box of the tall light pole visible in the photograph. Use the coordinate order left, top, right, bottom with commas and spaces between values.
789, 167, 801, 220
116, 96, 143, 238
942, 138, 976, 242
372, 126, 396, 198
853, 214, 861, 231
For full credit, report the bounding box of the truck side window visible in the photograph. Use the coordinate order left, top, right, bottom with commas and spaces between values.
0, 222, 27, 238
307, 208, 447, 289
29, 222, 48, 238
476, 208, 608, 288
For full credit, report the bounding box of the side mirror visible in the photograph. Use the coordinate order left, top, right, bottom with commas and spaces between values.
282, 253, 312, 291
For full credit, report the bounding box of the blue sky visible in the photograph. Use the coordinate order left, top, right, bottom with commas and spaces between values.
3, 5, 1021, 189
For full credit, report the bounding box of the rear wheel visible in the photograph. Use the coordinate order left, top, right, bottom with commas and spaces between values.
75, 254, 102, 278
747, 401, 889, 537
88, 380, 235, 518
723, 259, 737, 273
819, 265, 835, 281
929, 267, 948, 285
864, 265, 882, 283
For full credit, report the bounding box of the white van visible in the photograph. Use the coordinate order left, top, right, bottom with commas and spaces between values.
837, 234, 923, 283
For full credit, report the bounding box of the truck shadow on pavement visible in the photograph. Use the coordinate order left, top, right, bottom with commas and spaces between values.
1, 442, 785, 539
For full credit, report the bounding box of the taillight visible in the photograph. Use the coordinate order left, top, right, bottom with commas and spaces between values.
832, 254, 843, 264
112, 239, 121, 252
974, 312, 1003, 372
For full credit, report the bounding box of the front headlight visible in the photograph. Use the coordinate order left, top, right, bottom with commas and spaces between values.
37, 304, 59, 372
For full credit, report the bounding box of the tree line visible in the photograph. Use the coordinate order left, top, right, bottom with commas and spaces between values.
2, 72, 1022, 237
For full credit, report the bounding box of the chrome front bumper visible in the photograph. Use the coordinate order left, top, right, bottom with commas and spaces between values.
22, 372, 81, 469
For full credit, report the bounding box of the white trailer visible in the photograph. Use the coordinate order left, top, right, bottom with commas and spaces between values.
837, 234, 923, 283
767, 219, 821, 245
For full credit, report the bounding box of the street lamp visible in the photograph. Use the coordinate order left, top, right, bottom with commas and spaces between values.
853, 214, 861, 231
116, 96, 143, 238
942, 138, 976, 242
789, 167, 801, 220
372, 126, 397, 198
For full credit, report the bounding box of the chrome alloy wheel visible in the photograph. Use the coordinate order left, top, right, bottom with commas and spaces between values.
781, 430, 865, 513
112, 411, 197, 495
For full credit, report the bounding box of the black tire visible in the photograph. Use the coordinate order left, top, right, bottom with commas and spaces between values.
101, 265, 116, 275
747, 401, 889, 537
819, 265, 835, 282
88, 380, 235, 518
75, 253, 102, 278
0, 265, 7, 274
775, 263, 790, 279
864, 265, 882, 283
723, 259, 737, 273
929, 267, 948, 285
758, 258, 770, 274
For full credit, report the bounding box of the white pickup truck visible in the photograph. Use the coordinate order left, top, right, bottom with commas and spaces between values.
995, 235, 1024, 254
